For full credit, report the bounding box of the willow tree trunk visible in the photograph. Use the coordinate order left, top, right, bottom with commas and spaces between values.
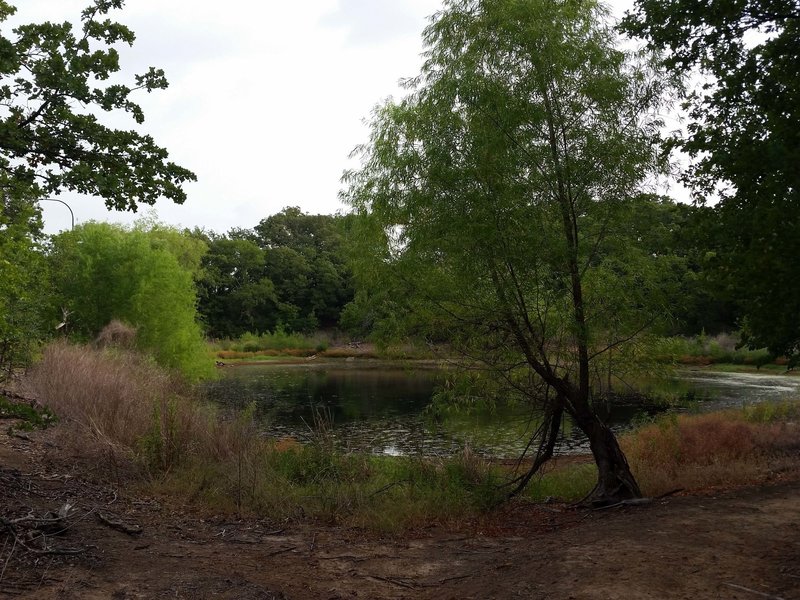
570, 397, 641, 505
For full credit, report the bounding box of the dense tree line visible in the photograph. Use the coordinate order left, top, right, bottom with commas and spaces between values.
622, 0, 800, 363
194, 207, 354, 338
0, 186, 50, 379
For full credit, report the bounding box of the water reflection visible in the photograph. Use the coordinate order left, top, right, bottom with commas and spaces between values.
652, 370, 800, 410
203, 362, 800, 458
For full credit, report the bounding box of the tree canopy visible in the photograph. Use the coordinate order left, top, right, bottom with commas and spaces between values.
621, 0, 800, 361
196, 208, 354, 338
0, 184, 49, 379
0, 0, 195, 209
49, 221, 213, 380
195, 235, 279, 339
344, 0, 673, 502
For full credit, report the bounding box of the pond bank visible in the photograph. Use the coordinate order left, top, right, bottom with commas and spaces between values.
2, 417, 799, 599
204, 361, 800, 459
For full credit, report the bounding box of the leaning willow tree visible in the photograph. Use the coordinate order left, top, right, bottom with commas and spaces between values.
344, 0, 675, 505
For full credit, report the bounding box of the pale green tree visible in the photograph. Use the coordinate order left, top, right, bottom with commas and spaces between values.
50, 222, 212, 380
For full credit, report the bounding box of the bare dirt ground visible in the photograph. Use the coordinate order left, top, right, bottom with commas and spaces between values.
1, 423, 799, 600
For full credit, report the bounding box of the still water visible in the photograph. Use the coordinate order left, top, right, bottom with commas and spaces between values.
203, 362, 800, 458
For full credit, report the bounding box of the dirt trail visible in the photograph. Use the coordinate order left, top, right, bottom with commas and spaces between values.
1, 426, 799, 600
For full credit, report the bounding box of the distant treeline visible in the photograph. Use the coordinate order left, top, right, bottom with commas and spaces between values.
0, 196, 776, 380
192, 207, 354, 338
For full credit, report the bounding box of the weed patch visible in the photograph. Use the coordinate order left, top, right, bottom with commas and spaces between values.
0, 396, 56, 432
23, 342, 503, 531
622, 406, 800, 496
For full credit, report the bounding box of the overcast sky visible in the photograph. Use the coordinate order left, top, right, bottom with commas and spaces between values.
11, 0, 646, 234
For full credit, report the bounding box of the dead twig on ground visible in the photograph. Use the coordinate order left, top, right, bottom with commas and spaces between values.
263, 546, 297, 558
722, 582, 786, 599
96, 511, 141, 536
0, 504, 94, 557
368, 575, 417, 589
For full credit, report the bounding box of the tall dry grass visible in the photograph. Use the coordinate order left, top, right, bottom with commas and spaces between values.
23, 341, 503, 528
622, 407, 800, 495
24, 340, 219, 472
26, 340, 169, 449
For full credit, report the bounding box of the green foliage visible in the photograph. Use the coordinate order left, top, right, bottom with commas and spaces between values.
344, 0, 672, 392
223, 327, 324, 353
254, 208, 354, 332
0, 185, 51, 378
196, 236, 279, 338
627, 197, 740, 336
343, 0, 681, 501
195, 209, 354, 338
621, 0, 800, 363
0, 1, 195, 210
0, 2, 196, 381
0, 396, 56, 431
648, 334, 773, 366
49, 221, 213, 380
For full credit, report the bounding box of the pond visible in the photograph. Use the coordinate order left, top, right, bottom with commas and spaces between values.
203, 361, 800, 458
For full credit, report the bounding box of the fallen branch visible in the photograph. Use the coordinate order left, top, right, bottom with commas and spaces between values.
594, 497, 653, 511
437, 574, 471, 585
722, 582, 786, 600
263, 546, 297, 558
593, 488, 685, 511
0, 519, 89, 557
96, 511, 142, 536
1, 504, 94, 558
368, 575, 417, 589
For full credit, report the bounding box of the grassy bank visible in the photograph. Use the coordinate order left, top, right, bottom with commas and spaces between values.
209, 331, 438, 363
20, 341, 800, 531
650, 333, 790, 370
24, 341, 498, 531
208, 331, 797, 375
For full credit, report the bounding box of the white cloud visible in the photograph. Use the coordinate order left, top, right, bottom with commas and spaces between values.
9, 0, 658, 235
322, 0, 421, 45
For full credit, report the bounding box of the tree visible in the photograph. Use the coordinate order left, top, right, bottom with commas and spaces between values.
194, 210, 355, 339
0, 0, 195, 209
344, 0, 673, 503
628, 196, 740, 336
49, 222, 213, 380
254, 208, 354, 332
621, 0, 800, 362
0, 182, 50, 379
196, 235, 279, 338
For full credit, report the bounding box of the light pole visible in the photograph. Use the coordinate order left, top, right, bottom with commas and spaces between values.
39, 197, 75, 230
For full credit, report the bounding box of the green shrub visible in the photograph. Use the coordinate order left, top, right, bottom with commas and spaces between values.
0, 396, 57, 431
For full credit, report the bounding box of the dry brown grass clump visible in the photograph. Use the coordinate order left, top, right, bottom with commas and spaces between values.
24, 340, 217, 472
622, 409, 800, 496
94, 320, 137, 350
